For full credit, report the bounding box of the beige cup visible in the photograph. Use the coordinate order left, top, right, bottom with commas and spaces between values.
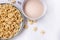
18, 0, 47, 20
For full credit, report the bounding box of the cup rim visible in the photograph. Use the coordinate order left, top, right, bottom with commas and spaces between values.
22, 0, 47, 20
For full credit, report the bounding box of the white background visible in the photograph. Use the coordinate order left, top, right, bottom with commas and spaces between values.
0, 0, 60, 40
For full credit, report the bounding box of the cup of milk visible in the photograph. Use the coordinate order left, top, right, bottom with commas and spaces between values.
18, 0, 47, 20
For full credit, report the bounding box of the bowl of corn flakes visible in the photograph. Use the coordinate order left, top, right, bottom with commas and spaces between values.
0, 3, 24, 40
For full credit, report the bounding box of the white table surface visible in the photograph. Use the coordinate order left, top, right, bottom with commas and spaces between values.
0, 0, 60, 40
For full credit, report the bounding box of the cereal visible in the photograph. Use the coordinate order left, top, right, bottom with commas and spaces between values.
8, 13, 14, 18
11, 0, 16, 4
28, 20, 36, 24
40, 30, 45, 35
0, 4, 23, 39
24, 24, 28, 29
33, 27, 37, 32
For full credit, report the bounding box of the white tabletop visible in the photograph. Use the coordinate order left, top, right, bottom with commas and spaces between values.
0, 0, 60, 40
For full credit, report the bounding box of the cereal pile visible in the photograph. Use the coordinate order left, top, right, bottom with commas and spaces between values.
0, 4, 23, 39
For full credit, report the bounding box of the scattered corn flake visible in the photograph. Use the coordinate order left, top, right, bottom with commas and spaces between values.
33, 27, 38, 32
9, 0, 16, 4
40, 30, 45, 35
24, 24, 28, 29
28, 20, 37, 24
11, 0, 16, 4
